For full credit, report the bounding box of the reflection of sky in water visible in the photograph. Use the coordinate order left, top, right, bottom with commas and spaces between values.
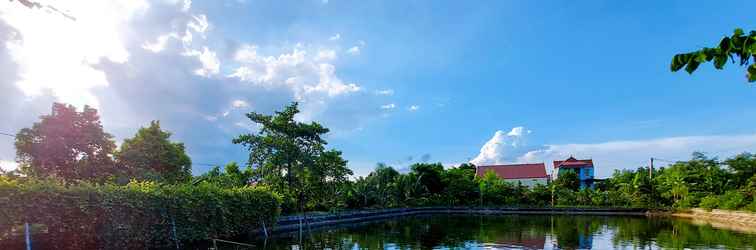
257, 215, 756, 250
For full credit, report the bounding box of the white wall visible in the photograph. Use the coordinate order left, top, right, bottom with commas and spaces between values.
504, 178, 548, 187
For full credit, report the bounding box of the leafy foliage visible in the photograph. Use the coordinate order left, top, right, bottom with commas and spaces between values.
15, 103, 118, 182
0, 178, 280, 249
233, 102, 351, 213
115, 121, 192, 183
671, 28, 756, 82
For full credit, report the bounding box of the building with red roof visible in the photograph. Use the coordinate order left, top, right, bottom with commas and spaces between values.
475, 163, 549, 187
553, 156, 595, 189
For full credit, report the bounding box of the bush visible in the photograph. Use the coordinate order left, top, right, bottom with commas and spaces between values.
719, 190, 746, 210
0, 178, 280, 249
699, 195, 720, 211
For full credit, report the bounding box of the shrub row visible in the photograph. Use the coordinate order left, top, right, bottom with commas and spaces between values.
0, 177, 281, 249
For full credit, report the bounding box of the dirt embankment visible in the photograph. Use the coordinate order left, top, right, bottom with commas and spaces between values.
672, 208, 756, 234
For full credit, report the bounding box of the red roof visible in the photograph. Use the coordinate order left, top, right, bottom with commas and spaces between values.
476, 163, 548, 179
553, 156, 593, 169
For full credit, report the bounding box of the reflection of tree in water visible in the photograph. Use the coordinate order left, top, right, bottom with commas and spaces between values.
552, 216, 603, 250
259, 215, 756, 249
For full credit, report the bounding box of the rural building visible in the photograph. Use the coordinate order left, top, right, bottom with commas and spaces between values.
475, 163, 549, 187
553, 156, 595, 189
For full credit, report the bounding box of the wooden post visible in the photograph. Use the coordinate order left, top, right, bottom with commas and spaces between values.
25, 222, 31, 250
649, 158, 654, 178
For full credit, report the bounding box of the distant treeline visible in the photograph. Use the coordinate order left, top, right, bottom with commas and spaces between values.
1, 102, 755, 247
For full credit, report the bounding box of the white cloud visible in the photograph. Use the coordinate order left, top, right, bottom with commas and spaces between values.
470, 127, 531, 165
516, 133, 756, 178
380, 103, 396, 109
346, 46, 360, 55
329, 33, 340, 41
184, 46, 220, 77
376, 89, 394, 96
231, 99, 249, 108
315, 49, 336, 61
187, 14, 209, 36
408, 105, 420, 111
229, 45, 360, 100
0, 160, 18, 172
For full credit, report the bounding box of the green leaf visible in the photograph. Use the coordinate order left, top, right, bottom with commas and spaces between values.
670, 54, 686, 71
713, 54, 727, 69
734, 28, 744, 36
719, 37, 731, 54
695, 52, 707, 62
685, 59, 700, 74
748, 64, 756, 82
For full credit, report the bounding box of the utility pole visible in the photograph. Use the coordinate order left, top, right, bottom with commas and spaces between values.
649, 157, 654, 178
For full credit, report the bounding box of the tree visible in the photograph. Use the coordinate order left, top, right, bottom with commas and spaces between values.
555, 170, 580, 191
115, 121, 192, 183
724, 153, 756, 188
671, 28, 756, 82
233, 102, 334, 214
307, 150, 352, 210
15, 103, 117, 181
195, 162, 254, 188
410, 163, 445, 194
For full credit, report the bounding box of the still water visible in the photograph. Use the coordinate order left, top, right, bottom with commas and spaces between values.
251, 214, 756, 250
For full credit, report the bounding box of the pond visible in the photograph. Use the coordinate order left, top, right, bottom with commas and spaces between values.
247, 214, 756, 250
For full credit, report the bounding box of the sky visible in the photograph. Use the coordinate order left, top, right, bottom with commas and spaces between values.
1, 0, 755, 178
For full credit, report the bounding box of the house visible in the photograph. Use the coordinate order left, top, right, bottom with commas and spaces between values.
475, 163, 549, 187
553, 156, 595, 189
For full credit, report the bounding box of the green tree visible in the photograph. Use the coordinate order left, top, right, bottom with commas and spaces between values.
115, 121, 192, 183
307, 150, 352, 210
233, 102, 335, 214
410, 162, 445, 194
196, 162, 254, 188
555, 170, 580, 191
671, 28, 756, 82
15, 103, 117, 181
724, 153, 756, 188
442, 165, 478, 206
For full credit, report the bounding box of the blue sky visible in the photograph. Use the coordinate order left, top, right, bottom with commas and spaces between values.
1, 0, 755, 177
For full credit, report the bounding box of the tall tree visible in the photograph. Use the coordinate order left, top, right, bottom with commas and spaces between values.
233, 102, 332, 214
671, 28, 756, 82
115, 121, 192, 183
15, 103, 117, 181
307, 150, 352, 210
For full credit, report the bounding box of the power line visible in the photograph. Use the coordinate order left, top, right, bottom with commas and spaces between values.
0, 132, 15, 138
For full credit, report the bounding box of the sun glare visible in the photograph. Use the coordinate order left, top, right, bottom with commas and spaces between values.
1, 0, 147, 108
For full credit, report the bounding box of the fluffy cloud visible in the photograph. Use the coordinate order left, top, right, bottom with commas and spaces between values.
0, 0, 386, 174
315, 49, 336, 61
408, 105, 420, 111
328, 33, 340, 41
470, 127, 532, 165
229, 45, 360, 101
517, 133, 756, 178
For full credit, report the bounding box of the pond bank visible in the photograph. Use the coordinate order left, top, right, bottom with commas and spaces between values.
672, 209, 756, 234
262, 207, 648, 235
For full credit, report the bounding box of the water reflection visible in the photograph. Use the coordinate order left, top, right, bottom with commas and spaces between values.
256, 215, 756, 250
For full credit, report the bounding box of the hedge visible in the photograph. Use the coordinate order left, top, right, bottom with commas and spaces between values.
0, 177, 281, 249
